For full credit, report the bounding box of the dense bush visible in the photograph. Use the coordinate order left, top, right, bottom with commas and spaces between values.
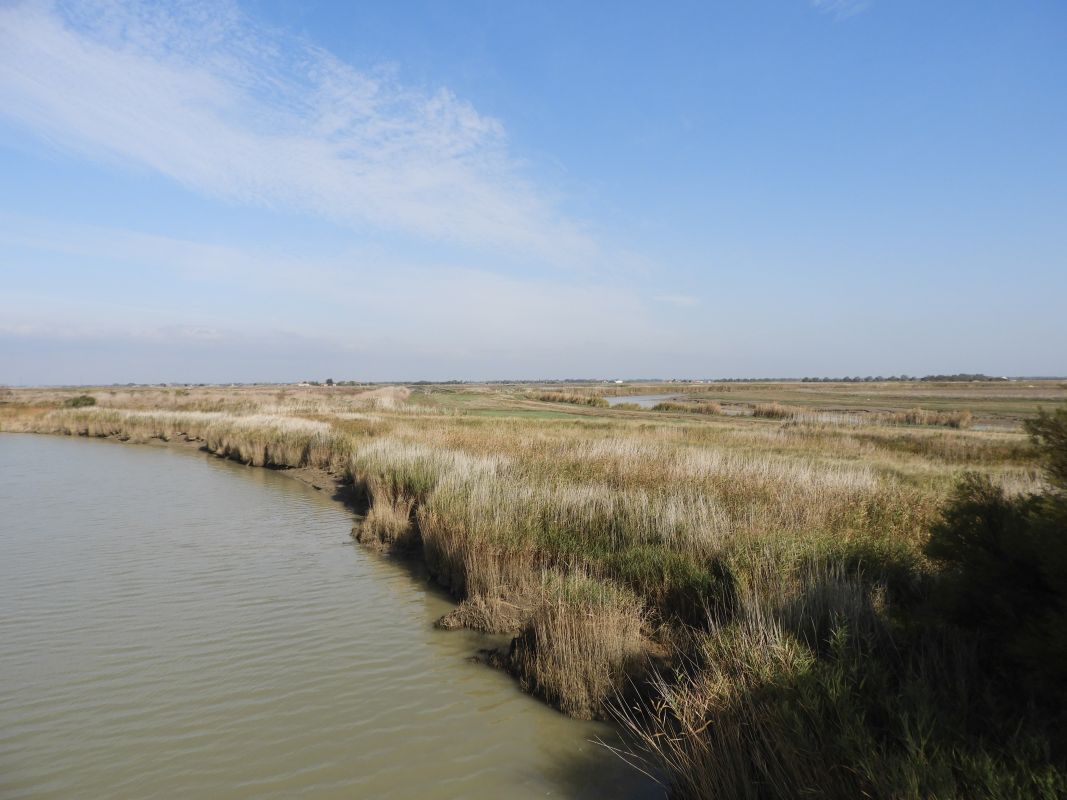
63, 395, 97, 408
926, 407, 1067, 707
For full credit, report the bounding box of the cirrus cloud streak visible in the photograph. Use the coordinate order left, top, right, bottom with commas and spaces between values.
0, 0, 596, 263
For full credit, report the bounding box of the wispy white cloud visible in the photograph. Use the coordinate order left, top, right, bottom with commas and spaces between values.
811, 0, 872, 20
0, 0, 596, 264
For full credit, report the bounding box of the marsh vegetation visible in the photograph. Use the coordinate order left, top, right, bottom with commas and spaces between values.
3, 379, 1064, 798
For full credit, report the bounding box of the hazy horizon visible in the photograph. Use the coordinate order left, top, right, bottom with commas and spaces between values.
2, 1, 1065, 385
9, 373, 1066, 390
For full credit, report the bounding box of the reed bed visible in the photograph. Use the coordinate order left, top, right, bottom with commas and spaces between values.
755, 402, 973, 429
530, 390, 609, 407
752, 402, 797, 419
651, 400, 723, 415
883, 407, 974, 429
2, 382, 1060, 797
513, 571, 649, 719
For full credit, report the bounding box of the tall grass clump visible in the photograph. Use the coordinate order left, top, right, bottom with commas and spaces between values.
752, 402, 797, 420
532, 391, 609, 408
29, 407, 352, 471
349, 439, 503, 554
651, 400, 722, 415
417, 469, 735, 620
512, 571, 649, 719
202, 414, 342, 468
886, 407, 974, 429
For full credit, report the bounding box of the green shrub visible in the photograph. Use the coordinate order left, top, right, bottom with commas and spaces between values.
64, 395, 97, 408
1028, 406, 1067, 491
926, 406, 1067, 706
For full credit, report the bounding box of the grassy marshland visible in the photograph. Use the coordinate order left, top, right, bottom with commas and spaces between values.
2, 380, 1065, 798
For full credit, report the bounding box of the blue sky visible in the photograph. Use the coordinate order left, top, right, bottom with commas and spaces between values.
1, 0, 1064, 384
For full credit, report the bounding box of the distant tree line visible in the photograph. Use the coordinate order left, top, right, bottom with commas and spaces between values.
918, 373, 1008, 382
799, 375, 916, 383
794, 374, 1009, 383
